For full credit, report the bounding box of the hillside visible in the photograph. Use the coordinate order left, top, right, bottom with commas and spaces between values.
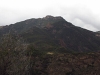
1, 15, 100, 75
26, 52, 100, 75
0, 15, 100, 52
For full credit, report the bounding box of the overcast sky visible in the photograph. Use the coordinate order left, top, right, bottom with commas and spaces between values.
0, 0, 100, 32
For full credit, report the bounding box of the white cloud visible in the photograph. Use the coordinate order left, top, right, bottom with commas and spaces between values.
0, 0, 100, 31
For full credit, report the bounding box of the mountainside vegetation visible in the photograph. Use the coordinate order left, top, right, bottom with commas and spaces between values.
0, 15, 100, 52
0, 15, 100, 75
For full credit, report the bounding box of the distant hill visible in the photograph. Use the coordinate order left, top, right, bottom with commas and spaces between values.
0, 15, 100, 52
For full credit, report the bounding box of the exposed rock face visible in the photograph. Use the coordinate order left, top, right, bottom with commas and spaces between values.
44, 15, 54, 19
95, 31, 100, 37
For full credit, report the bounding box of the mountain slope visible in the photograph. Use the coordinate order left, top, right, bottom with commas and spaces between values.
44, 20, 100, 52
0, 15, 100, 52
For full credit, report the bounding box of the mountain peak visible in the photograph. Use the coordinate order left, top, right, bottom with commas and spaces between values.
43, 15, 64, 20
0, 15, 100, 52
44, 15, 54, 18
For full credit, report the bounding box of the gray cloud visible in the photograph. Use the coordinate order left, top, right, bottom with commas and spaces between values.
0, 0, 100, 32
60, 7, 100, 31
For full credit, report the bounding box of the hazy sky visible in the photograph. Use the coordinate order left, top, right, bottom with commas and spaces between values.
0, 0, 100, 31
